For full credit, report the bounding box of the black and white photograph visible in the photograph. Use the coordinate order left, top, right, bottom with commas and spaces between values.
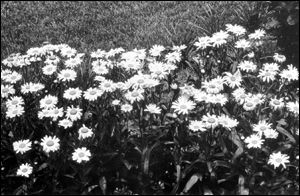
1, 1, 299, 195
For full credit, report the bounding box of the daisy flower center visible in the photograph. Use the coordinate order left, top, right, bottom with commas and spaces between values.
132, 92, 139, 97
45, 100, 52, 105
251, 140, 258, 145
230, 76, 236, 81
89, 90, 97, 95
11, 76, 17, 80
104, 83, 111, 88
137, 79, 144, 84
260, 126, 267, 131
209, 84, 216, 89
70, 109, 77, 115
273, 100, 280, 105
22, 168, 28, 173
12, 110, 18, 114
245, 102, 253, 107
208, 118, 216, 123
265, 72, 272, 77
12, 100, 19, 105
275, 158, 282, 163
2, 88, 8, 93
54, 110, 60, 114
19, 143, 26, 148
240, 95, 246, 99
49, 56, 56, 60
46, 141, 55, 147
79, 152, 85, 158
180, 105, 188, 110
69, 90, 77, 95
155, 70, 162, 75
81, 128, 89, 133
64, 73, 71, 78
47, 67, 53, 72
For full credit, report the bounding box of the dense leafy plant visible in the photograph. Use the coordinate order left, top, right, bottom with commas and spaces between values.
1, 24, 299, 195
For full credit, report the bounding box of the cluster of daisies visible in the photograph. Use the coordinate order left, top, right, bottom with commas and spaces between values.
1, 24, 299, 178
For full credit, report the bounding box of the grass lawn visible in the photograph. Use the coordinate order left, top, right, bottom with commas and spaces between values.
1, 1, 256, 59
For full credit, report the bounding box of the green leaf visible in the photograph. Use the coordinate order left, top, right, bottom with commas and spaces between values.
276, 126, 296, 143
183, 173, 202, 193
99, 176, 107, 195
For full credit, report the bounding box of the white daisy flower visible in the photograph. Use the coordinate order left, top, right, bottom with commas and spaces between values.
31, 83, 45, 92
286, 101, 299, 115
40, 95, 58, 109
248, 29, 266, 40
211, 30, 229, 47
44, 55, 60, 65
273, 53, 286, 63
91, 49, 106, 58
223, 70, 242, 88
225, 24, 246, 36
244, 134, 264, 148
63, 87, 82, 100
121, 104, 133, 113
263, 63, 280, 73
99, 79, 116, 92
57, 69, 77, 82
202, 77, 224, 94
49, 107, 64, 121
165, 51, 181, 63
1, 84, 15, 98
209, 94, 228, 106
243, 100, 257, 111
40, 135, 60, 153
13, 139, 32, 154
194, 36, 211, 50
149, 45, 165, 56
193, 90, 209, 103
65, 56, 82, 68
250, 93, 265, 105
58, 118, 73, 129
125, 89, 144, 103
238, 61, 257, 72
189, 120, 206, 132
235, 39, 251, 49
218, 115, 239, 129
171, 96, 196, 115
269, 98, 285, 110
60, 47, 77, 58
16, 163, 33, 178
21, 82, 34, 94
145, 104, 161, 114
253, 120, 272, 136
258, 69, 277, 82
6, 105, 25, 118
3, 71, 22, 84
72, 147, 91, 163
264, 129, 279, 139
280, 64, 299, 82
202, 114, 219, 129
268, 152, 290, 169
38, 108, 52, 119
6, 96, 24, 108
42, 64, 57, 75
65, 106, 83, 121
83, 87, 102, 101
112, 99, 120, 106
148, 62, 169, 79
92, 64, 109, 75
78, 125, 93, 140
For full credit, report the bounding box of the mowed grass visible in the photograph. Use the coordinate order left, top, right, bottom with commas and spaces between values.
1, 1, 258, 59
